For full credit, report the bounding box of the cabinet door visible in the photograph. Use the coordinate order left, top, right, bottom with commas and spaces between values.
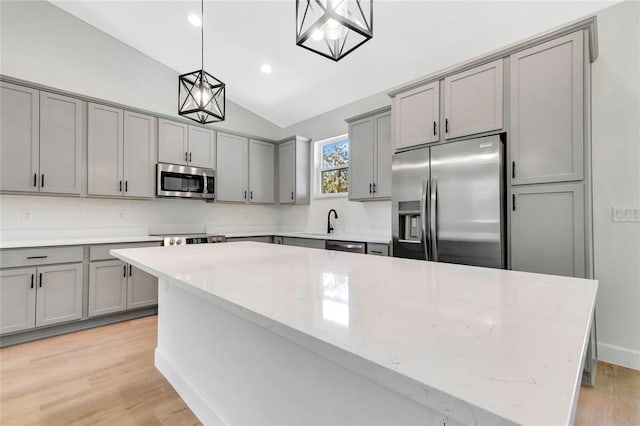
88, 260, 127, 317
216, 133, 248, 202
348, 117, 375, 200
511, 183, 585, 278
374, 112, 392, 198
158, 119, 188, 165
444, 59, 503, 139
88, 103, 124, 196
510, 31, 584, 184
123, 111, 156, 198
188, 126, 216, 169
39, 92, 83, 194
127, 266, 158, 309
0, 82, 39, 193
392, 81, 439, 150
249, 140, 275, 204
278, 141, 296, 204
36, 263, 83, 327
0, 267, 36, 334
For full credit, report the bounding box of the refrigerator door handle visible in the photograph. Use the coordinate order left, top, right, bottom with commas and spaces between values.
420, 178, 430, 261
430, 178, 438, 262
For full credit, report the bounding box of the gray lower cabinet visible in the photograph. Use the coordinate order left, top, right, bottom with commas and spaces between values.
1, 83, 82, 194
88, 260, 127, 317
443, 59, 504, 140
366, 243, 389, 256
127, 266, 158, 310
510, 31, 584, 185
0, 263, 83, 334
347, 107, 391, 200
226, 236, 273, 244
281, 237, 326, 249
88, 104, 156, 198
278, 136, 311, 205
510, 183, 585, 278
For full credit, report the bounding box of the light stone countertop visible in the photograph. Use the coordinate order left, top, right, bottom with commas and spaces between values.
224, 231, 392, 244
0, 235, 163, 249
111, 242, 597, 425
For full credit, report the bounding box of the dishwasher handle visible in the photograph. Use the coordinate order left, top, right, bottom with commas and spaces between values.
326, 241, 365, 253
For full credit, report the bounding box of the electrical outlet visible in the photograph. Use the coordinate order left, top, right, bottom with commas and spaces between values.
21, 209, 33, 222
119, 210, 125, 219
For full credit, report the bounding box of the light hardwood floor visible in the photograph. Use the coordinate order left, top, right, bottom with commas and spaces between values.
1, 315, 638, 425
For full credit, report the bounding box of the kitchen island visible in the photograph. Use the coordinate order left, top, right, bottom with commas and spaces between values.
111, 242, 597, 426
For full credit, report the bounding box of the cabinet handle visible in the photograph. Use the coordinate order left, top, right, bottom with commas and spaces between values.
41, 174, 44, 187
244, 190, 247, 199
129, 264, 132, 277
250, 191, 253, 200
26, 256, 48, 259
373, 182, 376, 193
119, 180, 122, 192
33, 173, 37, 187
31, 274, 34, 289
125, 181, 128, 192
39, 273, 42, 288
189, 152, 192, 162
369, 183, 372, 194
512, 194, 516, 211
291, 191, 294, 200
512, 161, 516, 179
370, 250, 383, 254
433, 121, 437, 136
185, 152, 188, 162
123, 264, 127, 277
445, 118, 449, 133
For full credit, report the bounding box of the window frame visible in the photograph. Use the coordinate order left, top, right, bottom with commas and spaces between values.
314, 134, 349, 199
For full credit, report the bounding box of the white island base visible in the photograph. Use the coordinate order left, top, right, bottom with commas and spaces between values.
155, 279, 508, 426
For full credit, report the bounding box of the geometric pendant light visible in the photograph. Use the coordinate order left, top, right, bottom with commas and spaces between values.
178, 0, 225, 123
296, 0, 373, 62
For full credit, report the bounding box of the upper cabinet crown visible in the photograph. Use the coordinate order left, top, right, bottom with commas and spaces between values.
1, 83, 82, 194
158, 119, 216, 169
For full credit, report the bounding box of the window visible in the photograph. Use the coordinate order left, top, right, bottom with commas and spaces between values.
315, 135, 349, 197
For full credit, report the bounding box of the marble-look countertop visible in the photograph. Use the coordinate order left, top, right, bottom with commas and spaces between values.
111, 242, 597, 425
0, 235, 163, 249
225, 231, 392, 244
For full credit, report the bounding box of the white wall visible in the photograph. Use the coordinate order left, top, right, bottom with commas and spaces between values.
590, 0, 640, 369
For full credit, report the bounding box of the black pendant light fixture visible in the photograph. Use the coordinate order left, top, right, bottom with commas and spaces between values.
178, 0, 225, 124
296, 0, 373, 62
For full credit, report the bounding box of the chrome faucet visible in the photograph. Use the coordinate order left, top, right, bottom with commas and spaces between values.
327, 209, 338, 234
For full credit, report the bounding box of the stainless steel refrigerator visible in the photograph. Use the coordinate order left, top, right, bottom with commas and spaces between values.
392, 134, 505, 268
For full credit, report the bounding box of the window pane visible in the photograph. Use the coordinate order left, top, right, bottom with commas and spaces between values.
321, 168, 349, 193
322, 140, 349, 168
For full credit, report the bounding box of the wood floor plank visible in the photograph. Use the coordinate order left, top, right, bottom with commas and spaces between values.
1, 315, 638, 425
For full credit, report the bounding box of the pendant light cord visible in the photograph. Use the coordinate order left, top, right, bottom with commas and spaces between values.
201, 0, 204, 72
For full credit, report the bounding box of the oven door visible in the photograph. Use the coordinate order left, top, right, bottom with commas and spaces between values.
156, 163, 215, 199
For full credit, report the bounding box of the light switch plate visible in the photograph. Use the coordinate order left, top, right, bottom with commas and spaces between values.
612, 206, 640, 222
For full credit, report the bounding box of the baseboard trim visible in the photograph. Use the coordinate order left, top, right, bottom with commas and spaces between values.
597, 342, 640, 371
154, 348, 227, 425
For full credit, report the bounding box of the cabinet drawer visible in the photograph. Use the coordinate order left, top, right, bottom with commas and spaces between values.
90, 242, 161, 261
1, 246, 84, 268
367, 243, 389, 256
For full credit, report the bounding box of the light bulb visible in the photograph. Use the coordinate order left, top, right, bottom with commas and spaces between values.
324, 19, 346, 40
311, 29, 324, 41
196, 83, 213, 107
188, 14, 201, 27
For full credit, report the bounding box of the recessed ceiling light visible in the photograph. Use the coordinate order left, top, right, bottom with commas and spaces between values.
188, 14, 201, 27
260, 64, 272, 74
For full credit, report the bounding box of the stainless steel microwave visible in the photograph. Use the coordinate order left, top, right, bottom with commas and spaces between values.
156, 163, 215, 200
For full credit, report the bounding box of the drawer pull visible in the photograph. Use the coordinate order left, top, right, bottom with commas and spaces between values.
31, 274, 34, 289
26, 256, 48, 259
39, 273, 42, 288
370, 250, 383, 254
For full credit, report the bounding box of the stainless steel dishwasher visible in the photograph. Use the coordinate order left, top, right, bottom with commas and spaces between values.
325, 240, 366, 254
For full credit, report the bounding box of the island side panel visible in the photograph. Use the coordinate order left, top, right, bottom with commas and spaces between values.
155, 278, 456, 426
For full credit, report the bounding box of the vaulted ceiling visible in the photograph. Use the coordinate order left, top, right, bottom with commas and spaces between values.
48, 1, 617, 128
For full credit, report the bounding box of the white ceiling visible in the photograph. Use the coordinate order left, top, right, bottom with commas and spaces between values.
48, 0, 617, 128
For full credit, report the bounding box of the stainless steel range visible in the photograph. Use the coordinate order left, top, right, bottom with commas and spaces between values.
156, 234, 226, 246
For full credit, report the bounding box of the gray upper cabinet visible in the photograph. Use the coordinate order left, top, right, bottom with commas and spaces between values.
187, 126, 216, 169
35, 263, 83, 327
510, 31, 584, 185
392, 81, 439, 151
278, 136, 310, 205
88, 104, 155, 198
348, 108, 391, 200
0, 82, 39, 193
510, 183, 585, 278
158, 119, 188, 165
444, 59, 504, 140
217, 132, 249, 202
0, 267, 36, 334
1, 84, 82, 195
123, 111, 156, 198
158, 119, 215, 169
39, 92, 83, 194
88, 103, 124, 197
249, 139, 275, 204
